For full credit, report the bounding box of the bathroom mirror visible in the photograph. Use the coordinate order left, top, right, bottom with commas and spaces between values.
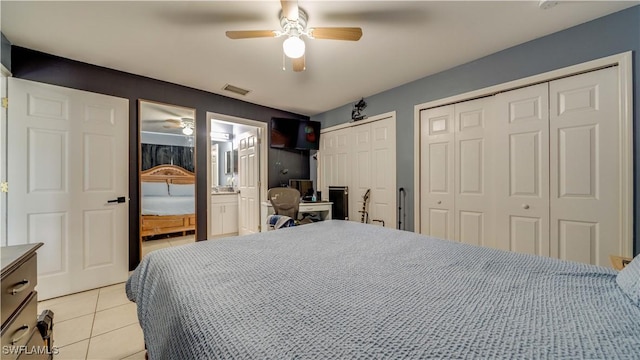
211, 122, 235, 187
138, 100, 196, 258
224, 149, 238, 174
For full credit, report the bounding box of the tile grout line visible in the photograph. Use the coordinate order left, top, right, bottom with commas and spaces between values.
84, 288, 101, 360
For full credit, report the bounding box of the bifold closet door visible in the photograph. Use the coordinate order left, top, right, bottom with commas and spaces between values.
549, 67, 620, 267
320, 128, 350, 200
369, 117, 396, 227
417, 65, 628, 265
320, 130, 335, 199
420, 99, 493, 244
454, 98, 493, 247
352, 124, 371, 222
419, 105, 454, 239
322, 117, 396, 226
349, 118, 396, 226
494, 83, 550, 256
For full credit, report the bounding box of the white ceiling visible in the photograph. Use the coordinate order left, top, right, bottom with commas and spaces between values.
2, 1, 637, 116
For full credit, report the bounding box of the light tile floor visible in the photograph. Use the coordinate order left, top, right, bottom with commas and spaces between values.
37, 235, 195, 359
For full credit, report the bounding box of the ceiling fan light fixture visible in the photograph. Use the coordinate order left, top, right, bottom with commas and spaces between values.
182, 127, 194, 136
283, 36, 305, 58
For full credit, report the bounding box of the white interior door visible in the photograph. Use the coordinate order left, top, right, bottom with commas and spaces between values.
238, 129, 259, 234
8, 78, 129, 300
454, 98, 493, 247
419, 105, 455, 239
549, 67, 620, 266
369, 117, 396, 227
494, 83, 550, 256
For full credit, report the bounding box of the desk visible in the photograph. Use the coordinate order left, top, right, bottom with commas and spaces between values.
261, 201, 333, 232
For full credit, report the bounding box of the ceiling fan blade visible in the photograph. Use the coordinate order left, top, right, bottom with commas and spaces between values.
292, 55, 305, 72
281, 0, 299, 22
165, 119, 182, 124
225, 30, 276, 39
310, 27, 363, 41
163, 124, 181, 129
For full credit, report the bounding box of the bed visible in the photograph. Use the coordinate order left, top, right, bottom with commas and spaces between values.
127, 221, 640, 359
140, 164, 195, 240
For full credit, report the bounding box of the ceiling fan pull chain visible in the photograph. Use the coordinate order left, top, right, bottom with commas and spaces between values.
282, 52, 286, 71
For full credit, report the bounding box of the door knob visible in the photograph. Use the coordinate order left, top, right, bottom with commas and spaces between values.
107, 196, 126, 204
522, 204, 530, 209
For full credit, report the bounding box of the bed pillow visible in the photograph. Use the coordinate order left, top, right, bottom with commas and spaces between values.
169, 183, 195, 197
142, 181, 168, 197
616, 254, 640, 306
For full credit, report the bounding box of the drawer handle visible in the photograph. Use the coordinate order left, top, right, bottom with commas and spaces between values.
11, 325, 29, 345
10, 280, 30, 295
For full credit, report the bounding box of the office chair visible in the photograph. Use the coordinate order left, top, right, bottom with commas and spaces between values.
267, 187, 301, 220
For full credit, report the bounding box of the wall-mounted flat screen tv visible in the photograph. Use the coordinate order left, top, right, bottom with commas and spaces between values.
270, 118, 321, 151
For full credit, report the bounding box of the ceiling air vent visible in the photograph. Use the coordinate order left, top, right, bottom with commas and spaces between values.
222, 84, 251, 96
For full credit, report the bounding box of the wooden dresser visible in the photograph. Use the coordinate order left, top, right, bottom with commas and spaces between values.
1, 243, 51, 360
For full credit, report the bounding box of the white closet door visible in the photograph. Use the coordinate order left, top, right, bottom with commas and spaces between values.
454, 98, 493, 247
494, 83, 550, 256
319, 130, 334, 199
369, 117, 396, 227
351, 123, 371, 222
333, 128, 351, 189
549, 67, 619, 266
320, 128, 351, 199
419, 105, 454, 239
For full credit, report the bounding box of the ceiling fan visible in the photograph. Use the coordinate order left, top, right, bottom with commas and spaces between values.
163, 118, 195, 135
225, 0, 363, 72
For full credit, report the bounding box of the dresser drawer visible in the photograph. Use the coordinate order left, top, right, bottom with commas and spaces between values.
16, 328, 52, 360
1, 254, 37, 326
1, 291, 38, 360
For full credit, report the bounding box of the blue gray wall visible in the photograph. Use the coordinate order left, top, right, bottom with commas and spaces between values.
312, 6, 640, 255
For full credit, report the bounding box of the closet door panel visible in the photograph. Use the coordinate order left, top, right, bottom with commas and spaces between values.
320, 128, 351, 198
352, 124, 371, 222
495, 83, 549, 255
550, 67, 619, 266
459, 211, 484, 246
320, 131, 334, 198
334, 129, 351, 188
369, 117, 396, 227
509, 216, 542, 256
454, 98, 493, 246
420, 105, 454, 239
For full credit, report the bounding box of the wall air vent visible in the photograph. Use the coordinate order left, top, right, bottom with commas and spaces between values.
222, 84, 251, 96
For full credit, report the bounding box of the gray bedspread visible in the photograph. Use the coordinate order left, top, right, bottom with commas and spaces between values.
127, 221, 640, 359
